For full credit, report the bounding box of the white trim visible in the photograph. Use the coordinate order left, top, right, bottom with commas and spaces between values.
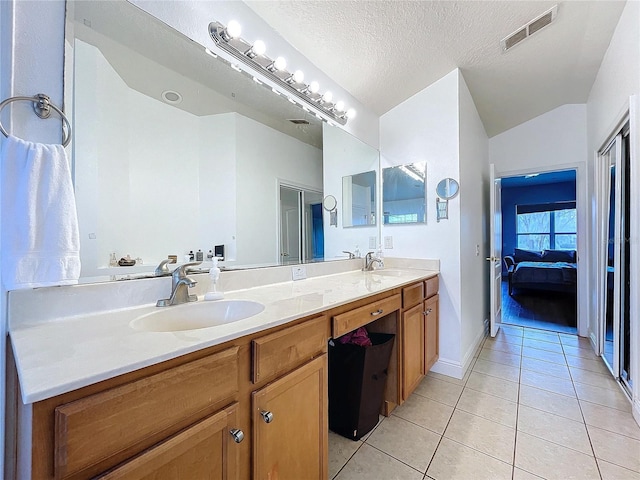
430, 323, 486, 380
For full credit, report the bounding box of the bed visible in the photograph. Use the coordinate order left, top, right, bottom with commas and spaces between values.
504, 248, 577, 295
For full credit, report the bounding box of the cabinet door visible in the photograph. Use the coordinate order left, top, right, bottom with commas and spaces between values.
252, 355, 327, 480
96, 403, 242, 480
402, 303, 425, 401
424, 294, 439, 372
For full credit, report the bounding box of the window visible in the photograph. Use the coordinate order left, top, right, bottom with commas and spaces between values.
516, 203, 576, 250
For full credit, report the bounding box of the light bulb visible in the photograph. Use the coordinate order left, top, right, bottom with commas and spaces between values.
322, 91, 333, 103
346, 108, 357, 119
226, 20, 242, 39
309, 81, 320, 94
252, 40, 266, 56
274, 56, 287, 71
292, 70, 304, 83
335, 101, 345, 112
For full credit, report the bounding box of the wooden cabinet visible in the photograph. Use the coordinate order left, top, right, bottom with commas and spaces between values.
425, 294, 439, 371
401, 303, 425, 401
96, 403, 241, 480
53, 347, 240, 479
400, 277, 440, 402
252, 355, 328, 480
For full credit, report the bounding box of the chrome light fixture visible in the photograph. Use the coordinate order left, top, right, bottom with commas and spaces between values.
209, 20, 355, 125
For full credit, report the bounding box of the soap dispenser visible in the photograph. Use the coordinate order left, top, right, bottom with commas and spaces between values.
204, 257, 224, 301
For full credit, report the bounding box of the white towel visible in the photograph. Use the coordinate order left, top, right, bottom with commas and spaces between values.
1, 135, 81, 289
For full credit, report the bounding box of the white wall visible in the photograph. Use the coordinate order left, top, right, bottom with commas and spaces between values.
323, 123, 379, 260
585, 0, 640, 423
488, 104, 589, 337
380, 69, 465, 375
458, 72, 489, 363
1, 1, 66, 472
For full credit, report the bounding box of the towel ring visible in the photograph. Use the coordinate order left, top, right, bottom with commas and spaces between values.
0, 93, 72, 147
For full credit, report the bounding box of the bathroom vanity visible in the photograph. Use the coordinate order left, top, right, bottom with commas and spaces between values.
5, 263, 439, 479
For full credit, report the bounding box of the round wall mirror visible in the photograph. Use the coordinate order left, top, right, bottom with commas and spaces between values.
436, 178, 460, 199
323, 195, 337, 211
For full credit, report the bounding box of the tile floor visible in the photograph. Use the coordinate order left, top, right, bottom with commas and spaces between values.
329, 325, 640, 480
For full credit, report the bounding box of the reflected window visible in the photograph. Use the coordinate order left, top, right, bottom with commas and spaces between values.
342, 171, 376, 227
382, 162, 426, 225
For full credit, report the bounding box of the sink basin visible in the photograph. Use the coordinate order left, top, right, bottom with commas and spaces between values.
130, 300, 265, 332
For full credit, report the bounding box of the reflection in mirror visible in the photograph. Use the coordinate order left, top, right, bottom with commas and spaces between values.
69, 1, 328, 280
436, 178, 460, 199
342, 171, 376, 227
382, 163, 426, 224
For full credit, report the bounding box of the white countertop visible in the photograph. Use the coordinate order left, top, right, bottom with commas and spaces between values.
9, 265, 437, 404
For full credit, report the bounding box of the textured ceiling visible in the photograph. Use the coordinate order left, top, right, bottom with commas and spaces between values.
245, 1, 626, 137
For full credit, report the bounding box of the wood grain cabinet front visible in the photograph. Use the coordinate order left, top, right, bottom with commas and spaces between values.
252, 355, 328, 480
400, 278, 440, 402
53, 346, 239, 479
96, 403, 242, 480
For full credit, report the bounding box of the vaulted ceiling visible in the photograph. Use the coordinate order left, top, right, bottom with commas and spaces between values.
245, 1, 626, 137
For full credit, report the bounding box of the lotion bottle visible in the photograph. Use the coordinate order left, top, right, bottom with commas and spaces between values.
204, 257, 224, 301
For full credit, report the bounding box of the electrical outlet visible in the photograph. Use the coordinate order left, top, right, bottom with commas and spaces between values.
369, 236, 377, 249
291, 265, 307, 281
384, 236, 393, 249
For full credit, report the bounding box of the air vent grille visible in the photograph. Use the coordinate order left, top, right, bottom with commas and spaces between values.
501, 5, 557, 52
289, 119, 310, 125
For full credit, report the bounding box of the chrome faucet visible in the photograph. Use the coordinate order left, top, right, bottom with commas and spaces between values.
363, 251, 384, 271
343, 250, 356, 259
156, 261, 201, 307
154, 258, 175, 277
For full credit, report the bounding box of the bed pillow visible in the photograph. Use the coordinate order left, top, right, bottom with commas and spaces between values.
542, 249, 577, 263
513, 248, 543, 263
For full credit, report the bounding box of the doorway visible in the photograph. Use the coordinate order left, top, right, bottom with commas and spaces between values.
499, 169, 579, 334
597, 121, 632, 395
279, 183, 323, 265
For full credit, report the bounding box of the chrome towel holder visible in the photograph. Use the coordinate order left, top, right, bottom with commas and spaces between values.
0, 93, 72, 147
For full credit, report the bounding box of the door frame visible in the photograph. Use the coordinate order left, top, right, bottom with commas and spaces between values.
495, 163, 586, 336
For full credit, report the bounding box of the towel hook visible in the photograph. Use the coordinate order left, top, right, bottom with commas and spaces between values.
0, 93, 72, 147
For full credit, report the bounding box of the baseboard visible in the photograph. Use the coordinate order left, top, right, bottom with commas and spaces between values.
430, 323, 487, 380
633, 398, 640, 429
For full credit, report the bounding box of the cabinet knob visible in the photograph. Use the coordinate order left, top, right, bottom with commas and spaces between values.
423, 308, 433, 315
229, 429, 244, 443
260, 410, 274, 424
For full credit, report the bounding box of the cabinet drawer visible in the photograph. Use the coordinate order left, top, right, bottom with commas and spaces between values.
425, 276, 439, 299
54, 346, 239, 479
333, 294, 401, 338
96, 403, 240, 480
253, 315, 328, 384
402, 282, 424, 308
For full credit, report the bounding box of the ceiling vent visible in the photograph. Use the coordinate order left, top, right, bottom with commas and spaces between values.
288, 119, 310, 125
501, 5, 557, 52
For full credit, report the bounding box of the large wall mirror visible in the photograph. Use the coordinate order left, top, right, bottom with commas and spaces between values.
66, 1, 380, 281
382, 162, 427, 224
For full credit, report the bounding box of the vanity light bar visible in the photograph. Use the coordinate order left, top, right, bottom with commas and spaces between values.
208, 20, 355, 125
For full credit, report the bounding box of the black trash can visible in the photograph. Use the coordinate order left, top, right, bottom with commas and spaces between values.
328, 332, 395, 441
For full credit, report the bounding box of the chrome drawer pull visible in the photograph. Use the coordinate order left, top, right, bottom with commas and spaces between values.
370, 309, 384, 316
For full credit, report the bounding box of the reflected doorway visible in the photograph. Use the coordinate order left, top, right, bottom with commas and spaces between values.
279, 184, 323, 265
